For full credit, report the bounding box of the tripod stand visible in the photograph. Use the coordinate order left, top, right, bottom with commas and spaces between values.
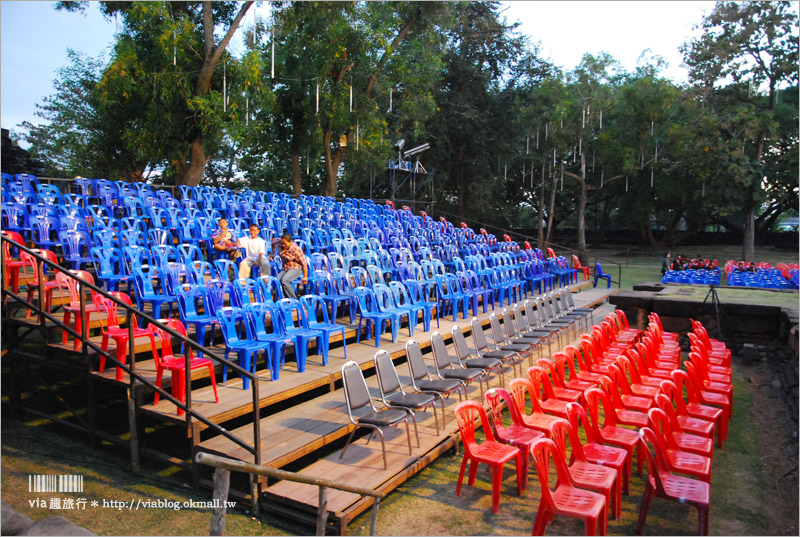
702, 284, 723, 340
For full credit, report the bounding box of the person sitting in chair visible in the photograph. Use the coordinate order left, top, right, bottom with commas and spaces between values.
270, 231, 308, 299
237, 224, 271, 279
212, 218, 241, 260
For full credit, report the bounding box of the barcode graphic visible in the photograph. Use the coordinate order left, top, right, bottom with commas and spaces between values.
28, 475, 83, 493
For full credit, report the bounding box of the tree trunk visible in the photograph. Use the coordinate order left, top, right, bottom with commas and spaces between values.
323, 124, 336, 197
291, 154, 302, 195
537, 163, 545, 247
742, 205, 755, 262
575, 154, 588, 260
545, 175, 557, 244
183, 139, 211, 187
742, 137, 764, 262
176, 1, 253, 186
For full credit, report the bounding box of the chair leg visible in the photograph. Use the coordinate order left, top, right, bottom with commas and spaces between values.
206, 364, 219, 402
634, 483, 655, 535
491, 463, 503, 514
455, 455, 469, 496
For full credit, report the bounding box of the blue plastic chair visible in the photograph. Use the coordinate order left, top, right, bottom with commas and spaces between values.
233, 277, 262, 305
214, 259, 238, 282
374, 283, 415, 338
388, 281, 430, 333
30, 215, 61, 250
276, 298, 325, 372
152, 244, 180, 266
300, 294, 348, 363
178, 243, 204, 265
403, 279, 440, 331
206, 278, 242, 314
311, 271, 353, 323
132, 265, 177, 325
256, 275, 284, 304
243, 302, 291, 380
175, 283, 219, 356
216, 306, 271, 389
593, 262, 612, 289
59, 229, 94, 269
90, 247, 129, 292
187, 260, 217, 284
353, 286, 396, 348
435, 274, 469, 321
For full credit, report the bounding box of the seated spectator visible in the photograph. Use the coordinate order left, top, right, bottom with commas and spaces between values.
213, 218, 241, 260
270, 232, 308, 299
237, 224, 270, 279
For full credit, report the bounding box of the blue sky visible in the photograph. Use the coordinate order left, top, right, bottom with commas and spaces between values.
1, 1, 718, 141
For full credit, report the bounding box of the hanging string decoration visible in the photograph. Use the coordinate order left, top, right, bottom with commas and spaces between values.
536, 129, 539, 149
560, 168, 564, 191
582, 107, 586, 128
545, 123, 549, 140
625, 175, 629, 192
650, 168, 654, 188
173, 29, 177, 66
526, 135, 530, 155
349, 82, 353, 112
388, 87, 392, 112
600, 171, 604, 188
356, 123, 359, 151
315, 82, 319, 114
599, 110, 603, 129
223, 61, 227, 112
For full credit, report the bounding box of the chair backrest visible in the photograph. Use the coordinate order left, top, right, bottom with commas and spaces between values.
243, 301, 284, 339
508, 377, 545, 416
148, 319, 190, 363
454, 400, 495, 453
277, 298, 310, 330
374, 349, 404, 399
215, 306, 247, 345
485, 387, 527, 433
233, 277, 261, 305
566, 401, 601, 445
405, 339, 431, 384
430, 331, 454, 373
531, 437, 573, 504
584, 386, 621, 430
470, 317, 492, 352
214, 259, 238, 282
341, 360, 377, 423
299, 294, 332, 325
638, 427, 671, 495
550, 417, 589, 464
450, 325, 474, 364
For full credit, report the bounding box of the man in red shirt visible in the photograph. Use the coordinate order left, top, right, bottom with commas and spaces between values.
270, 232, 308, 299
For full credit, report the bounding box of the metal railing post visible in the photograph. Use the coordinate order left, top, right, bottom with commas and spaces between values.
316, 486, 328, 536
128, 319, 140, 472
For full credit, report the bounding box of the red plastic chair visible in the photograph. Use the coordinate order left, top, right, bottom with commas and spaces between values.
630, 344, 673, 382
670, 369, 729, 448
647, 408, 712, 483
453, 400, 524, 514
636, 427, 710, 536
688, 333, 733, 376
94, 293, 155, 381
531, 437, 608, 536
683, 362, 732, 426
553, 351, 595, 391
546, 247, 556, 259
569, 342, 608, 381
659, 380, 718, 446
535, 359, 584, 404
619, 352, 662, 389
508, 377, 561, 437
20, 248, 60, 318
690, 319, 731, 366
148, 318, 219, 416
567, 402, 630, 495
485, 387, 545, 490
648, 312, 679, 344
551, 418, 619, 520
527, 366, 570, 418
601, 365, 653, 416
613, 356, 661, 398
653, 393, 714, 461
572, 255, 591, 281
54, 269, 102, 351
585, 387, 643, 475
689, 352, 733, 398
1, 230, 25, 293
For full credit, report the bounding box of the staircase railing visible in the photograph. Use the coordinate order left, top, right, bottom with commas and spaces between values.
0, 235, 264, 483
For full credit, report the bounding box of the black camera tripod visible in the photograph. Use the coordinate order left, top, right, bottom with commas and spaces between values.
702, 284, 723, 340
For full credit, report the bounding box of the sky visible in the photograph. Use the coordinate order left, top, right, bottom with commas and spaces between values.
1, 0, 717, 141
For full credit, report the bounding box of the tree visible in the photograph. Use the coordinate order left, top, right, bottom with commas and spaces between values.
681, 1, 799, 260
56, 1, 254, 185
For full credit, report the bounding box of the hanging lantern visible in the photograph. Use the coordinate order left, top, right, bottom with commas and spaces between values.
339, 134, 347, 147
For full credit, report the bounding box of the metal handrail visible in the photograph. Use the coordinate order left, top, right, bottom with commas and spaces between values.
195, 452, 384, 536
0, 235, 263, 471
